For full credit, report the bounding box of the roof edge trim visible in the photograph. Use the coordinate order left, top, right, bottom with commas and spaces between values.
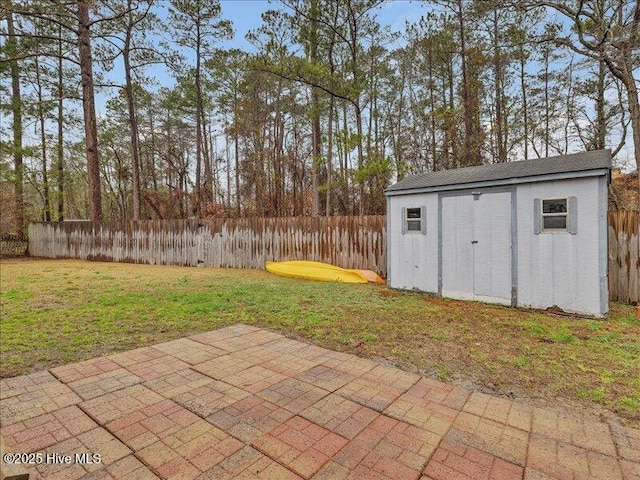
385, 168, 610, 197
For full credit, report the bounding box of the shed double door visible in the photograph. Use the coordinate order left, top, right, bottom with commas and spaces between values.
441, 192, 513, 305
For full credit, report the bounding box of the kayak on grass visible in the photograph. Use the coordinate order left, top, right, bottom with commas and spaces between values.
265, 260, 384, 284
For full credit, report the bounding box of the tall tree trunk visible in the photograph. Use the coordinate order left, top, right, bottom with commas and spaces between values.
234, 89, 240, 216
57, 23, 64, 221
457, 0, 473, 166
544, 47, 550, 157
325, 2, 339, 215
447, 57, 458, 168
272, 83, 284, 216
342, 103, 354, 214
225, 128, 231, 212
519, 52, 528, 160
201, 110, 212, 207
309, 0, 320, 216
149, 107, 158, 192
6, 0, 24, 238
492, 11, 506, 163
326, 96, 334, 216
208, 116, 220, 206
194, 23, 203, 217
427, 41, 437, 170
616, 68, 640, 197
354, 103, 364, 212
234, 130, 240, 216
594, 59, 606, 150
34, 55, 51, 221
78, 0, 102, 221
347, 0, 364, 214
311, 90, 321, 217
123, 17, 141, 220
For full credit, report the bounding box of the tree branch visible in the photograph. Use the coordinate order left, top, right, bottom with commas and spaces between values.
0, 50, 80, 66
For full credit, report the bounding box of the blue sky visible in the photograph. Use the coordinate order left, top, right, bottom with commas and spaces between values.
219, 0, 273, 50
218, 0, 427, 49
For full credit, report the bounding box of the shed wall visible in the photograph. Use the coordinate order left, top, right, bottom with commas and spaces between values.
515, 176, 606, 316
388, 175, 607, 317
387, 193, 439, 292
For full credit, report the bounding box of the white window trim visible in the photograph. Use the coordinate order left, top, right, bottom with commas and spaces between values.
402, 206, 427, 235
541, 197, 569, 232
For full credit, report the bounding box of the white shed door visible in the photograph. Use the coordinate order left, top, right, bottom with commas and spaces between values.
441, 192, 512, 305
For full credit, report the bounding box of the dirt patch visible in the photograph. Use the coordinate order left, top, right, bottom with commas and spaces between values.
378, 290, 401, 298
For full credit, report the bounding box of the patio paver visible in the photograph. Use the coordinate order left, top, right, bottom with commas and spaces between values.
1, 324, 638, 480
300, 394, 378, 440
152, 338, 227, 366
327, 414, 441, 480
253, 415, 348, 479
294, 364, 357, 392
423, 437, 524, 480
0, 371, 81, 427
257, 378, 329, 414
450, 411, 530, 466
207, 396, 295, 443
384, 377, 468, 436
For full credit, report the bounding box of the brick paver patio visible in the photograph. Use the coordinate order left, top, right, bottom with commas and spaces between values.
1, 324, 638, 479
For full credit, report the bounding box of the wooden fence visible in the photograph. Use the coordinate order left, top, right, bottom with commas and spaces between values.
0, 236, 28, 256
27, 212, 639, 303
28, 216, 387, 277
608, 211, 639, 304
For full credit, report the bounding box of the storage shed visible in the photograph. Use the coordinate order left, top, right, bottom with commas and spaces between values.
385, 150, 611, 317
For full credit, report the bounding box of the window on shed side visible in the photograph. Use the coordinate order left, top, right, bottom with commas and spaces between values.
534, 197, 577, 234
542, 198, 568, 230
402, 206, 426, 234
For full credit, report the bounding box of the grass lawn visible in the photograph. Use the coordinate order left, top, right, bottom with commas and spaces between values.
1, 258, 638, 424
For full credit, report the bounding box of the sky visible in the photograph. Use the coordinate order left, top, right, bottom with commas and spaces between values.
218, 0, 427, 49
219, 1, 278, 51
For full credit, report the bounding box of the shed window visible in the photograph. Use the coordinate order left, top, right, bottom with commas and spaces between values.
407, 208, 422, 231
534, 197, 577, 234
542, 198, 567, 230
402, 206, 427, 234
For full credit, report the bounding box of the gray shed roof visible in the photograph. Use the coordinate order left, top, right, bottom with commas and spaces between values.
386, 149, 611, 195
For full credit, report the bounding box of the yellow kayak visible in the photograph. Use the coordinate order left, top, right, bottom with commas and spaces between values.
272, 261, 384, 284
350, 269, 386, 285
280, 261, 385, 284
266, 260, 382, 284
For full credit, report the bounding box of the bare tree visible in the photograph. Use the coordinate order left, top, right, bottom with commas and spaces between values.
520, 0, 640, 195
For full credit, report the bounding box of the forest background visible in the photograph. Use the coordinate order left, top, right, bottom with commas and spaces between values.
1, 0, 638, 236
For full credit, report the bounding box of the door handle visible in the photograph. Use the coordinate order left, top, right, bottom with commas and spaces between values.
471, 240, 478, 244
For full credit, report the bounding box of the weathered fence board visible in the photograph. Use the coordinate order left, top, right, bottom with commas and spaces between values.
28, 216, 388, 277
608, 211, 639, 304
0, 238, 28, 256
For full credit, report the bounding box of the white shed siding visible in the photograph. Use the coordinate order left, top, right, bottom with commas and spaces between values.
441, 191, 513, 305
387, 151, 610, 317
388, 193, 439, 292
516, 176, 603, 316
469, 191, 513, 304
597, 175, 609, 314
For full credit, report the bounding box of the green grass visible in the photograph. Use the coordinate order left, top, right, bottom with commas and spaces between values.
1, 258, 639, 423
